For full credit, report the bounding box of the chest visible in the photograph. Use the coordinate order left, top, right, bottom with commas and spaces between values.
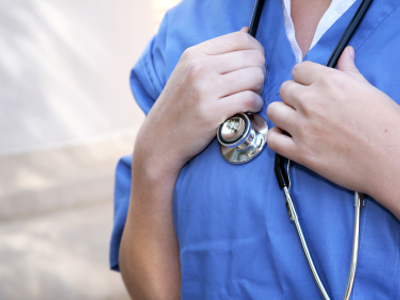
290, 0, 332, 56
166, 0, 400, 299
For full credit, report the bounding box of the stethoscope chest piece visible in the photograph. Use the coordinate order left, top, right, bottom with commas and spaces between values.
217, 113, 268, 164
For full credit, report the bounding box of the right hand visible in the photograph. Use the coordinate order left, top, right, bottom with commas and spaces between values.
135, 27, 266, 176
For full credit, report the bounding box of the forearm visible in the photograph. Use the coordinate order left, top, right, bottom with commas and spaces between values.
364, 108, 400, 221
119, 147, 181, 300
117, 29, 267, 299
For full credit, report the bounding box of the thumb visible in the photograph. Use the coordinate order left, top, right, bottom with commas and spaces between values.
337, 46, 367, 82
240, 26, 249, 33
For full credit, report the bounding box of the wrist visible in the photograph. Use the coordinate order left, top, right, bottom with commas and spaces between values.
363, 106, 400, 220
132, 142, 182, 189
367, 175, 400, 221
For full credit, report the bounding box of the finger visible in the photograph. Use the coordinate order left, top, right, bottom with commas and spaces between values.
213, 49, 266, 75
267, 126, 298, 161
337, 46, 368, 83
218, 67, 265, 97
279, 80, 308, 109
292, 61, 327, 86
266, 101, 297, 133
197, 30, 265, 55
216, 91, 264, 119
240, 27, 249, 33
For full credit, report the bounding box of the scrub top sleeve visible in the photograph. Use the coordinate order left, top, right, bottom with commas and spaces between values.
110, 14, 169, 271
129, 12, 169, 115
110, 155, 132, 271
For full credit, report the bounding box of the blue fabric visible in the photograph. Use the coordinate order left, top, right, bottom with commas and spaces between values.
111, 0, 400, 298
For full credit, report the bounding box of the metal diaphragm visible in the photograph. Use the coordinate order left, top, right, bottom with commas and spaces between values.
217, 113, 268, 164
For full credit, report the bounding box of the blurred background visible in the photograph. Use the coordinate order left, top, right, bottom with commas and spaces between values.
0, 0, 180, 299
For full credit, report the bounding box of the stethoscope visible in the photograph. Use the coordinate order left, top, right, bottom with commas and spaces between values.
216, 0, 373, 299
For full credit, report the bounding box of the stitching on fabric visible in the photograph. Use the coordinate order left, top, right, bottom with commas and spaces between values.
354, 1, 400, 52
144, 52, 158, 101
390, 228, 400, 300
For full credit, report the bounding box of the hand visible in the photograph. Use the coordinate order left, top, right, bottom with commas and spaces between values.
135, 27, 266, 177
267, 46, 400, 216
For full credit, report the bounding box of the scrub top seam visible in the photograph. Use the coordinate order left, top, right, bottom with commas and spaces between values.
389, 227, 400, 300
353, 1, 400, 52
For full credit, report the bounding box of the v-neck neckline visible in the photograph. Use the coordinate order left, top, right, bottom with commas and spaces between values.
254, 0, 400, 113
282, 0, 357, 63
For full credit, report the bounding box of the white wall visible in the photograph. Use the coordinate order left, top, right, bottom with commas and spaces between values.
0, 0, 152, 156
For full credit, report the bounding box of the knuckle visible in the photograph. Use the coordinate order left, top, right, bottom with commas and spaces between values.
254, 71, 265, 92
252, 50, 266, 66
319, 69, 336, 85
186, 58, 207, 78
292, 61, 307, 77
297, 140, 314, 164
292, 63, 302, 77
302, 61, 314, 68
266, 101, 278, 119
279, 81, 294, 100
279, 81, 289, 95
191, 79, 203, 95
331, 71, 346, 86
239, 31, 251, 42
197, 102, 212, 122
232, 31, 251, 46
182, 46, 196, 60
241, 92, 257, 111
266, 130, 278, 151
320, 71, 330, 82
253, 67, 265, 84
192, 77, 210, 100
298, 92, 314, 113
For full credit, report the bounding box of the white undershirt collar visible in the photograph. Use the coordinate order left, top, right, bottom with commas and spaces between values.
282, 0, 356, 63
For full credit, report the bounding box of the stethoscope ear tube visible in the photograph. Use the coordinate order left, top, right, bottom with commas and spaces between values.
216, 0, 268, 164
274, 1, 373, 299
217, 0, 373, 297
248, 0, 266, 37
326, 0, 374, 68
274, 153, 289, 189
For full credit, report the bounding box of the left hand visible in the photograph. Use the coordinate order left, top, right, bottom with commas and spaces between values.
267, 46, 400, 216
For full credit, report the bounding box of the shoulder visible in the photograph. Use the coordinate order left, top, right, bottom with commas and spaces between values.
129, 0, 256, 113
162, 0, 255, 77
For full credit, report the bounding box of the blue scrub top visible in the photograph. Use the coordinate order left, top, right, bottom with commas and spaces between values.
111, 0, 400, 298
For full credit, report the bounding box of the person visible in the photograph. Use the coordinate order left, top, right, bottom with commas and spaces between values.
110, 0, 400, 299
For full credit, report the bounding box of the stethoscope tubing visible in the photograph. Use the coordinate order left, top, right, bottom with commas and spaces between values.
248, 0, 266, 37
247, 0, 373, 299
342, 192, 362, 300
327, 0, 374, 68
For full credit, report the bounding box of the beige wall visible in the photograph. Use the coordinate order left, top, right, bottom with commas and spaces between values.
0, 1, 184, 299
0, 0, 153, 156
0, 0, 183, 157
0, 1, 160, 299
152, 0, 182, 31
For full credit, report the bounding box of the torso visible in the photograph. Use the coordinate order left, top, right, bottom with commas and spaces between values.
291, 0, 332, 57
128, 0, 400, 298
